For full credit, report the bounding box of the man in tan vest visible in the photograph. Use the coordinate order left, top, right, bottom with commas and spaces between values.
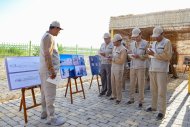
98, 33, 113, 97
127, 28, 148, 108
39, 21, 65, 125
146, 26, 172, 120
109, 34, 127, 104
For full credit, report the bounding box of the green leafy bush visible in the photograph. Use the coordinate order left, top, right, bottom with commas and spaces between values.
32, 46, 40, 56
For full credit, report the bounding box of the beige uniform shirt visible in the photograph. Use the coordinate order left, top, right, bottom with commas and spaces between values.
130, 39, 148, 69
111, 44, 127, 70
149, 38, 172, 72
99, 42, 113, 64
39, 32, 60, 73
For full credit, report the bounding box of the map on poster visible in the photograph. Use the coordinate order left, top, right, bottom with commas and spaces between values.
59, 54, 87, 79
89, 55, 101, 75
5, 56, 41, 90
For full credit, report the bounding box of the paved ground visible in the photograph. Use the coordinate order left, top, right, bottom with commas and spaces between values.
0, 75, 190, 127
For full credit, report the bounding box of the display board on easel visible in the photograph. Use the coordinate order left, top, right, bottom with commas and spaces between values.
60, 54, 87, 78
5, 56, 41, 123
5, 56, 41, 90
60, 54, 87, 104
89, 55, 101, 75
88, 55, 101, 92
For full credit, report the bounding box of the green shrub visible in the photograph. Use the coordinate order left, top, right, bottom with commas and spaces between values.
32, 46, 40, 56
58, 43, 64, 53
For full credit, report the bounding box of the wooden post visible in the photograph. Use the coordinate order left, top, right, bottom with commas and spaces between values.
21, 88, 27, 123
19, 86, 41, 123
79, 77, 85, 99
64, 77, 85, 104
69, 78, 73, 104
96, 75, 101, 93
89, 75, 94, 89
89, 75, 101, 93
65, 78, 70, 97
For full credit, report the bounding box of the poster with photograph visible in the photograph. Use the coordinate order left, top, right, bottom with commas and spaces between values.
60, 54, 73, 66
72, 55, 79, 65
5, 56, 41, 90
72, 55, 85, 65
89, 55, 101, 75
59, 54, 87, 79
75, 65, 87, 77
78, 55, 85, 65
60, 65, 75, 78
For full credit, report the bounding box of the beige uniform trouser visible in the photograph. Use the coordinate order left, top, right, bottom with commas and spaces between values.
144, 68, 150, 89
149, 72, 168, 115
129, 68, 145, 103
111, 69, 124, 101
40, 72, 56, 118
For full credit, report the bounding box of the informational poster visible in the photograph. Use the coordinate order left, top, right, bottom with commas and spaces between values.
89, 55, 101, 75
5, 56, 41, 90
75, 65, 87, 77
59, 54, 87, 79
6, 57, 39, 73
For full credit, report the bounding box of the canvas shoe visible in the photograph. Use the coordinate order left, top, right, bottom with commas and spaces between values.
46, 117, 65, 126
40, 112, 47, 119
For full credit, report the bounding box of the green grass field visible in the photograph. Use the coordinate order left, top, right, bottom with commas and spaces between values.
0, 43, 98, 57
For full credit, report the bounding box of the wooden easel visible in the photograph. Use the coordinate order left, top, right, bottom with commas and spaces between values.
89, 74, 101, 93
19, 85, 41, 123
183, 64, 190, 75
65, 77, 85, 104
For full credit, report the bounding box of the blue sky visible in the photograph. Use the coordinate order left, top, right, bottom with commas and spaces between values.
0, 0, 15, 11
0, 0, 189, 48
0, 0, 24, 20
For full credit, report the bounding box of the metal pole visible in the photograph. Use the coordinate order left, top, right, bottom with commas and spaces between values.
90, 46, 92, 56
76, 44, 78, 54
29, 41, 31, 56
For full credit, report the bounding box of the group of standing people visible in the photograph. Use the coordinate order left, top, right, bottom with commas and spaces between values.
98, 26, 173, 120
38, 21, 173, 126
99, 33, 127, 105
